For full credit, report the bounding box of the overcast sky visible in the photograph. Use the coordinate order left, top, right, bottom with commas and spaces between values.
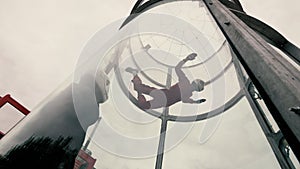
0, 0, 299, 168
0, 0, 134, 131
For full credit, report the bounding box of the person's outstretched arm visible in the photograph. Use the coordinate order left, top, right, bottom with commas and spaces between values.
175, 53, 197, 82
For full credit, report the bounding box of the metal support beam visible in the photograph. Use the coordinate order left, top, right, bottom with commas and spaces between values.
232, 54, 295, 169
155, 117, 168, 169
203, 0, 300, 161
155, 68, 172, 169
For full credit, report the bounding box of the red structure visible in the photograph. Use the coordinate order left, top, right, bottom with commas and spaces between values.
0, 94, 30, 139
74, 149, 96, 169
0, 94, 30, 115
0, 94, 96, 168
0, 131, 4, 139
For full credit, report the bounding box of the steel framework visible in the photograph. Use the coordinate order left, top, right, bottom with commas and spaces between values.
119, 0, 300, 168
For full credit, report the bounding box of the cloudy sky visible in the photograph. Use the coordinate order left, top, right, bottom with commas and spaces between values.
0, 0, 299, 168
0, 0, 133, 131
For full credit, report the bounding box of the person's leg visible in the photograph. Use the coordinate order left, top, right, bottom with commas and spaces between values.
137, 94, 151, 109
132, 75, 156, 95
134, 81, 167, 109
126, 67, 156, 95
148, 89, 167, 109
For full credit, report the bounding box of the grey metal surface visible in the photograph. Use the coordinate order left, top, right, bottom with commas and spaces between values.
219, 0, 244, 12
229, 9, 300, 65
203, 0, 300, 161
217, 0, 300, 65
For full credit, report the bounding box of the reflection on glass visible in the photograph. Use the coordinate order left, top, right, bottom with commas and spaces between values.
0, 136, 77, 169
164, 98, 281, 169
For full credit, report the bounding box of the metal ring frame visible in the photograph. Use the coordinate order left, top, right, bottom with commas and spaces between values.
114, 37, 244, 122
113, 0, 300, 122
112, 0, 249, 122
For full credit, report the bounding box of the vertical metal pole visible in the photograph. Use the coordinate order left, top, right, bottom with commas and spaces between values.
155, 68, 172, 169
203, 0, 300, 161
232, 53, 295, 169
155, 116, 168, 169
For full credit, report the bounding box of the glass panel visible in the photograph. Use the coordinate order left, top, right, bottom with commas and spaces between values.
86, 141, 158, 169
0, 104, 24, 133
78, 1, 295, 169
168, 64, 240, 117
84, 72, 162, 168
164, 98, 281, 169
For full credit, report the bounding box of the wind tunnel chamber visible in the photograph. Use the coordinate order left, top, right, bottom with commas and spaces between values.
80, 0, 299, 169
0, 0, 299, 169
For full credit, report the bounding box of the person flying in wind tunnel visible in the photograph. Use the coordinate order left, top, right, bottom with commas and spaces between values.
126, 52, 206, 110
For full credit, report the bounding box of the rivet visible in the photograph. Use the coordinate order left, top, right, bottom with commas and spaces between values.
224, 21, 230, 25
289, 107, 300, 115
